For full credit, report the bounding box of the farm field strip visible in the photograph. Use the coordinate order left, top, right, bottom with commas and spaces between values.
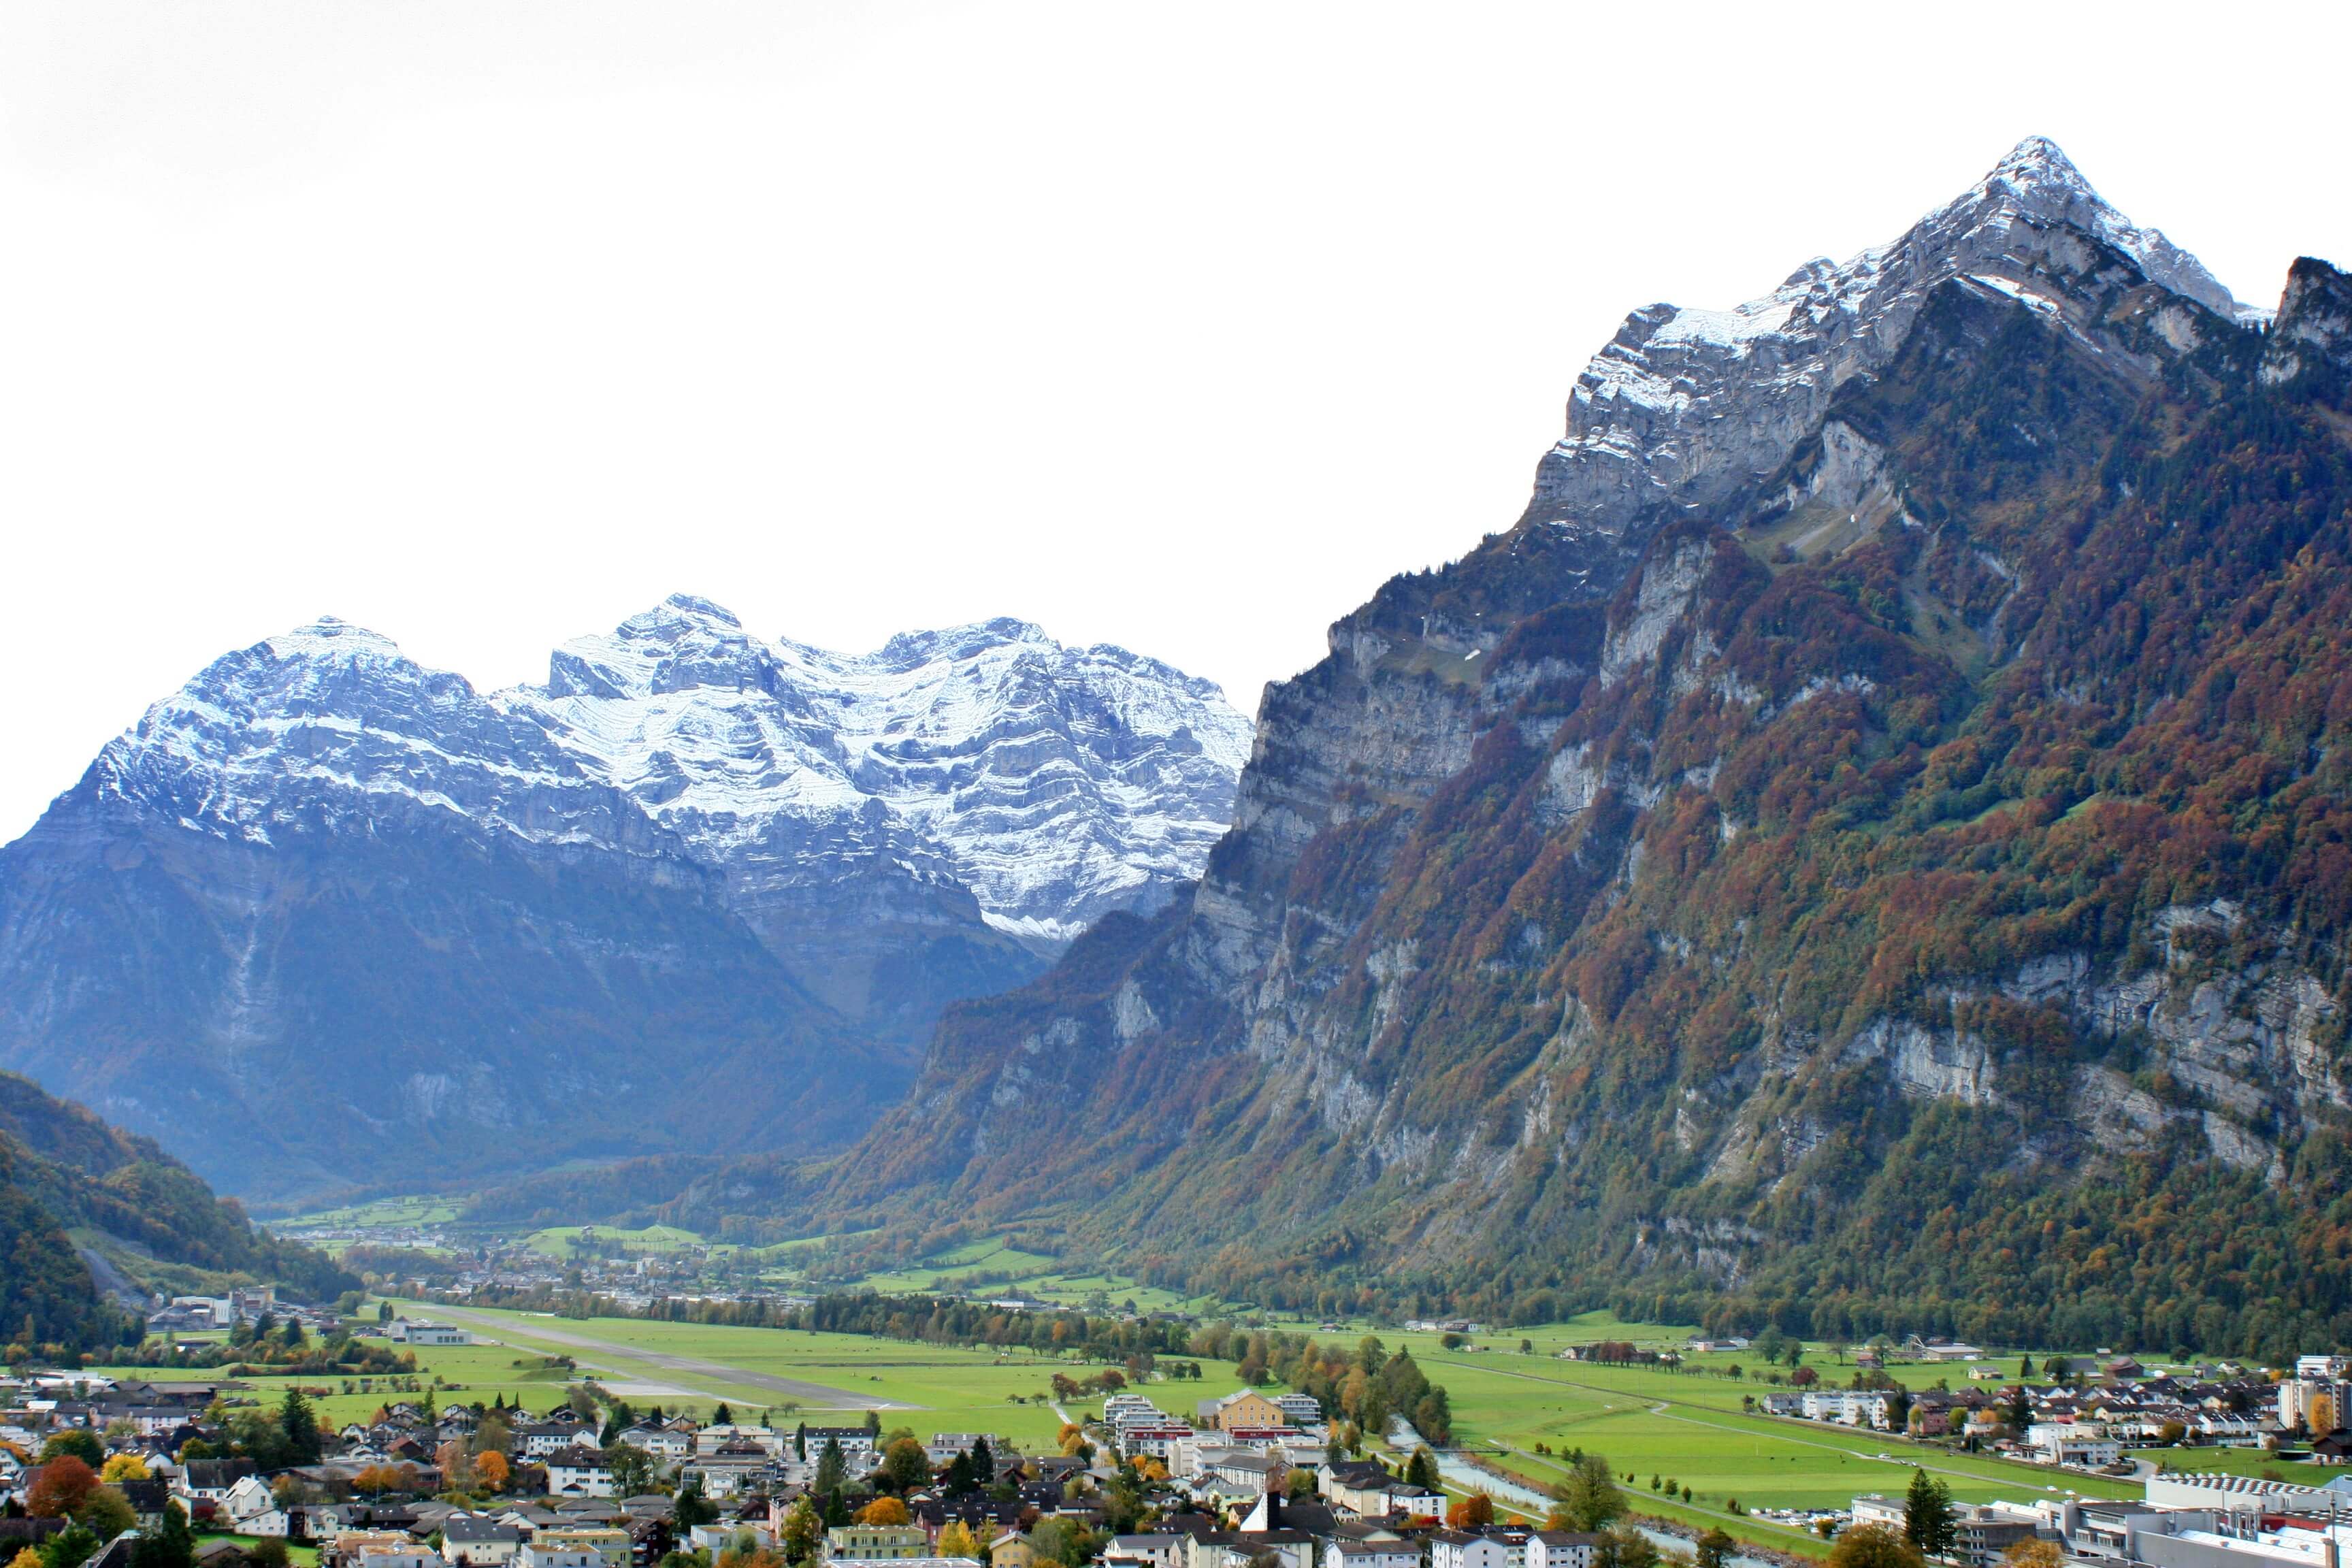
404, 1305, 1080, 1446
1417, 1354, 2141, 1507
426, 1305, 908, 1409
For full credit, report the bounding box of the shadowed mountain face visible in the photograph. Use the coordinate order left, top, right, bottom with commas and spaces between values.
783, 141, 2352, 1357
0, 608, 1248, 1203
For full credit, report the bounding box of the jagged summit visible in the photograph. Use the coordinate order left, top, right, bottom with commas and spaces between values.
1521, 135, 2255, 536
1985, 133, 2093, 192
84, 599, 1253, 942
872, 617, 1056, 669
1925, 134, 2240, 318
261, 616, 408, 664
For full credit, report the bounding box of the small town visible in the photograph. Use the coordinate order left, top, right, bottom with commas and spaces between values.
13, 1302, 2352, 1568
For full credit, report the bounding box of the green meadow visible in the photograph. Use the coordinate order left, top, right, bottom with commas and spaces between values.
271, 1196, 463, 1230
523, 1224, 706, 1260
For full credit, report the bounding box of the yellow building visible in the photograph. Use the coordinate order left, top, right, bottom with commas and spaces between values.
987, 1533, 1039, 1568
534, 1530, 631, 1568
1207, 1390, 1287, 1433
826, 1526, 930, 1562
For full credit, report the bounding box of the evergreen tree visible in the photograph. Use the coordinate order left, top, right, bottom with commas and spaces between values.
674, 1479, 718, 1531
39, 1523, 101, 1568
132, 1501, 196, 1568
281, 1388, 323, 1465
713, 1403, 732, 1426
814, 1439, 846, 1497
1903, 1469, 1954, 1559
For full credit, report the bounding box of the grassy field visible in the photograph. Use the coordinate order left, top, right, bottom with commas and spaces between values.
523, 1224, 706, 1260
1316, 1318, 2145, 1558
197, 1535, 318, 1567
272, 1196, 462, 1229
370, 1305, 1096, 1446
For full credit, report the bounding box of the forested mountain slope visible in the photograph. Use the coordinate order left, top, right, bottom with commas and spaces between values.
0, 1071, 353, 1354
761, 141, 2352, 1358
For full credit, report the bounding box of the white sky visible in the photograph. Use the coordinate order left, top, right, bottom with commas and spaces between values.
2, 1, 2347, 843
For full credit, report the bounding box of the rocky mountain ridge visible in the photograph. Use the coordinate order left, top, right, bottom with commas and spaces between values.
756, 139, 2352, 1358
0, 603, 1247, 1200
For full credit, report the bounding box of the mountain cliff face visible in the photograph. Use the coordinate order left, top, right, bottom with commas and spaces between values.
0, 604, 1247, 1202
802, 140, 2352, 1357
0, 1069, 354, 1353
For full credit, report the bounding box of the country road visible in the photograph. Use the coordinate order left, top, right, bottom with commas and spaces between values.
426, 1304, 914, 1411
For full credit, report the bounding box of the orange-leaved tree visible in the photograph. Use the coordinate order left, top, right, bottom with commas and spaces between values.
27, 1456, 98, 1518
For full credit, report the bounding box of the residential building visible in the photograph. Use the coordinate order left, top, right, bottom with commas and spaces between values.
1326, 1542, 1419, 1568
326, 1533, 425, 1568
1271, 1396, 1324, 1426
1946, 1506, 2041, 1568
1850, 1497, 1906, 1532
615, 1427, 691, 1465
544, 1448, 615, 1499
225, 1475, 276, 1525
1122, 1426, 1196, 1464
1429, 1533, 1512, 1568
532, 1529, 630, 1568
515, 1551, 598, 1568
800, 1428, 879, 1462
442, 1518, 524, 1567
2280, 1382, 2352, 1436
1526, 1534, 1601, 1568
1318, 1462, 1405, 1518
691, 1528, 778, 1556
2025, 1424, 2121, 1468
1801, 1391, 1893, 1429
825, 1526, 929, 1562
1102, 1537, 1188, 1568
514, 1425, 584, 1460
924, 1434, 1004, 1466
1198, 1392, 1288, 1433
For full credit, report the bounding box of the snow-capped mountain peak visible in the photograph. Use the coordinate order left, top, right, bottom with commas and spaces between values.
512, 600, 1254, 944
544, 592, 787, 702
82, 600, 1252, 951
1924, 134, 2240, 319
1523, 135, 2255, 534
